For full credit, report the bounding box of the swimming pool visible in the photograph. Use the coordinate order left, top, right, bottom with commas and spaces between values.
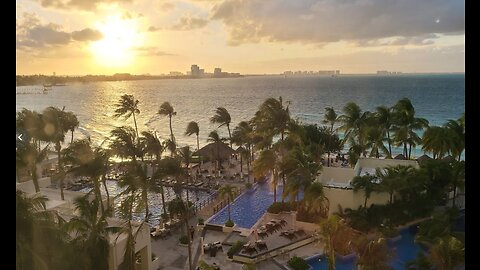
81, 180, 213, 226
207, 179, 301, 228
306, 228, 425, 270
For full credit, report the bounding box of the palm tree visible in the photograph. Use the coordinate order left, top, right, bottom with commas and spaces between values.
303, 182, 329, 217
421, 126, 451, 159
365, 125, 390, 158
253, 149, 280, 202
17, 142, 49, 192
444, 114, 465, 161
376, 165, 416, 204
318, 215, 343, 270
153, 157, 185, 217
65, 195, 121, 270
62, 139, 110, 215
391, 98, 429, 159
168, 198, 193, 270
43, 106, 70, 200
429, 235, 465, 270
323, 107, 337, 166
449, 160, 465, 208
232, 121, 254, 180
218, 184, 236, 222
114, 94, 141, 139
177, 146, 194, 201
375, 105, 393, 158
65, 111, 79, 144
185, 121, 201, 170
338, 102, 370, 157
355, 236, 393, 270
158, 101, 176, 142
252, 96, 291, 142
351, 174, 378, 208
16, 108, 47, 151
210, 107, 233, 148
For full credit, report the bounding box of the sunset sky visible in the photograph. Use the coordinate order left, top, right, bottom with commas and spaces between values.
16, 0, 465, 75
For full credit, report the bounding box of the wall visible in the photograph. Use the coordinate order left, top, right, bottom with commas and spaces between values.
324, 188, 390, 214
318, 167, 355, 184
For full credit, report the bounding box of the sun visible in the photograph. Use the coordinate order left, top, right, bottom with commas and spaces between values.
90, 15, 142, 67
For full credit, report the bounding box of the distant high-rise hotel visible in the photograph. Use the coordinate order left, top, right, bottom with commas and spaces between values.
191, 65, 205, 77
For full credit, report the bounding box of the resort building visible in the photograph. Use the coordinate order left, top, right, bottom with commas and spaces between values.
317, 157, 420, 214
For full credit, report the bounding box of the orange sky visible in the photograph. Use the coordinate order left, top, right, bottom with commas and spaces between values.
16, 0, 465, 75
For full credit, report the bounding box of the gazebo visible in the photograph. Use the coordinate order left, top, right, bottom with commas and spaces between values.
194, 142, 236, 162
416, 154, 432, 165
393, 154, 406, 160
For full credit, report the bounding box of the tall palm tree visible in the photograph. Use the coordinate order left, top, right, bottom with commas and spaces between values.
232, 121, 254, 179
210, 107, 233, 148
365, 126, 389, 158
391, 98, 429, 159
158, 101, 176, 142
218, 184, 236, 222
253, 149, 280, 202
168, 198, 193, 270
355, 236, 393, 270
318, 215, 343, 270
18, 142, 49, 192
114, 94, 141, 139
303, 182, 329, 217
65, 111, 79, 144
65, 195, 121, 270
351, 174, 378, 208
185, 121, 201, 170
338, 102, 370, 157
323, 107, 337, 166
444, 113, 465, 161
62, 139, 109, 215
153, 157, 185, 218
177, 146, 194, 202
375, 105, 393, 158
252, 96, 291, 142
43, 106, 70, 200
421, 126, 452, 159
376, 165, 415, 204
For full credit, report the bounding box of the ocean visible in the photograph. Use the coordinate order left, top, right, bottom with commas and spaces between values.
16, 74, 465, 159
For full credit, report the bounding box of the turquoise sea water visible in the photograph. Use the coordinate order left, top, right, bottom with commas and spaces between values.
16, 74, 464, 158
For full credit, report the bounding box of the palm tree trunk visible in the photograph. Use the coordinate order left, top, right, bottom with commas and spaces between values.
169, 115, 174, 142
389, 192, 393, 204
57, 146, 65, 201
196, 135, 201, 171
273, 173, 277, 203
160, 184, 168, 218
185, 216, 192, 270
408, 144, 412, 159
143, 188, 148, 218
364, 196, 368, 208
246, 156, 250, 183
227, 197, 231, 221
94, 177, 105, 215
403, 143, 408, 158
71, 130, 74, 144
452, 182, 457, 208
32, 165, 40, 193
387, 130, 392, 158
240, 154, 243, 174
132, 112, 139, 140
101, 174, 110, 215
227, 124, 232, 148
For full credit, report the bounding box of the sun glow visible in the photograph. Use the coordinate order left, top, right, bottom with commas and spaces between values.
90, 15, 142, 68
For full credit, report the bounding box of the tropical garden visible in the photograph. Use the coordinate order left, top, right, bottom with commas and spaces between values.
16, 96, 464, 270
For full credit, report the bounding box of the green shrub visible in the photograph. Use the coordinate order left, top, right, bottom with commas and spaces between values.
179, 235, 189, 244
198, 260, 215, 270
225, 219, 234, 227
267, 201, 296, 214
287, 256, 309, 270
198, 218, 204, 225
227, 241, 245, 258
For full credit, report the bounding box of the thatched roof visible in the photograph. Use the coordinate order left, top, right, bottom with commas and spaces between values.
394, 154, 406, 160
195, 142, 236, 160
416, 154, 432, 165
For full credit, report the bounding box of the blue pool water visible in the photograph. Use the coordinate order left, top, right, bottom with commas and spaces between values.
207, 179, 301, 228
306, 228, 425, 270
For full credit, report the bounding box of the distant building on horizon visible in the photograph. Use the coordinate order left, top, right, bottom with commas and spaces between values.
377, 70, 403, 75
191, 65, 205, 77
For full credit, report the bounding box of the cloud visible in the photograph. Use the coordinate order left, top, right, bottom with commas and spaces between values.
159, 2, 175, 11
354, 34, 439, 47
133, 46, 175, 56
211, 0, 465, 46
170, 15, 208, 30
71, 28, 103, 41
35, 0, 133, 11
16, 12, 103, 51
148, 26, 160, 32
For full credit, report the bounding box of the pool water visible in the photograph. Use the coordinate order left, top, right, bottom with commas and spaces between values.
207, 179, 302, 228
306, 228, 426, 270
81, 180, 213, 225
